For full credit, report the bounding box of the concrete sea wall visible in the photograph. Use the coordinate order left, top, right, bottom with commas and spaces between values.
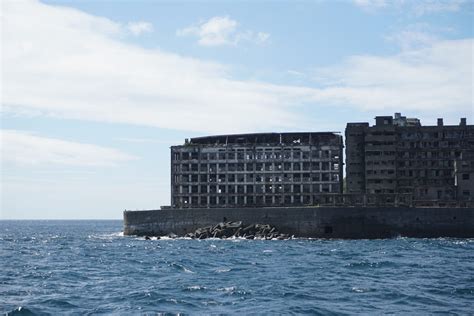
123, 207, 474, 239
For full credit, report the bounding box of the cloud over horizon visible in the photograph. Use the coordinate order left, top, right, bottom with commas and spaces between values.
2, 0, 472, 137
1, 130, 137, 167
312, 38, 473, 117
2, 1, 307, 134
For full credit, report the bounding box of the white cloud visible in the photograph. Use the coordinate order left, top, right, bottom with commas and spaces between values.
256, 32, 271, 44
177, 16, 269, 46
1, 2, 305, 134
386, 29, 440, 51
1, 130, 138, 167
2, 0, 472, 136
178, 16, 237, 46
353, 0, 469, 15
287, 70, 305, 77
126, 21, 153, 36
116, 137, 180, 144
413, 0, 467, 15
385, 22, 458, 52
353, 0, 388, 9
311, 38, 473, 117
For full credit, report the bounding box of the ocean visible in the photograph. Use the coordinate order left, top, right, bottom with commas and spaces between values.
1, 220, 473, 315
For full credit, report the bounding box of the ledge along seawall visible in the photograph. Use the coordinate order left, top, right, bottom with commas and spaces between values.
123, 207, 474, 239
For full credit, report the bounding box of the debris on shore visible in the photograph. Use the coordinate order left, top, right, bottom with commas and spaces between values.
182, 221, 291, 240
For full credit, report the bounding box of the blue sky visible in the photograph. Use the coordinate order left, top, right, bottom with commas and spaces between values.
1, 0, 473, 219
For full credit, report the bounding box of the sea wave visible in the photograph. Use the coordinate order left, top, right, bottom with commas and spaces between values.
1, 220, 473, 314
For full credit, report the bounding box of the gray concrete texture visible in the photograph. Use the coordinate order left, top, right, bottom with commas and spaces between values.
123, 207, 474, 239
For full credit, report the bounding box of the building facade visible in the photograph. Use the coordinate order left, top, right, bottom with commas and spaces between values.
346, 113, 474, 202
171, 133, 343, 208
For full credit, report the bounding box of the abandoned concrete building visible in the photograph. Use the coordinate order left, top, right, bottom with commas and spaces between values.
171, 133, 344, 208
346, 113, 474, 203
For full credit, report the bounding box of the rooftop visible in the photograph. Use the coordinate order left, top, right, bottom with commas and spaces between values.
186, 132, 342, 146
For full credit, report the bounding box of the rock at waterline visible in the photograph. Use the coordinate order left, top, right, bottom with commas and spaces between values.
182, 222, 291, 240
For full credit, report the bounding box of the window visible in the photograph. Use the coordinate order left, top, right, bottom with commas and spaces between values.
462, 174, 470, 180
294, 185, 301, 193
246, 185, 254, 193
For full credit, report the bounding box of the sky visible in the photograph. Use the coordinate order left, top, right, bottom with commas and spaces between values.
1, 0, 473, 219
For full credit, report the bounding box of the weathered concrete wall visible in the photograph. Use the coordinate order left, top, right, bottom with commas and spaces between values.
123, 207, 474, 239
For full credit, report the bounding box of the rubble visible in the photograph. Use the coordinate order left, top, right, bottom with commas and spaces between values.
181, 221, 291, 240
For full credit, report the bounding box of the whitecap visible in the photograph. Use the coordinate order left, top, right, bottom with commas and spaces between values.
187, 285, 205, 291
90, 232, 124, 240
351, 286, 373, 293
157, 236, 173, 240
170, 262, 195, 273
351, 287, 364, 293
218, 286, 236, 292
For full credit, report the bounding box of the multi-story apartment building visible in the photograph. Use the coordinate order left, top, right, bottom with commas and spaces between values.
171, 132, 343, 208
346, 113, 474, 202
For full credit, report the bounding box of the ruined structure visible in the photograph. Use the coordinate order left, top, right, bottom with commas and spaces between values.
125, 113, 474, 238
346, 113, 474, 204
171, 132, 343, 208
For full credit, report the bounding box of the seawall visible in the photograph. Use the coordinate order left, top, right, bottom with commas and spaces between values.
123, 207, 474, 239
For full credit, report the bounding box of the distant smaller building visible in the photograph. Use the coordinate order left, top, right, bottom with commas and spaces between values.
346, 113, 474, 203
171, 132, 344, 208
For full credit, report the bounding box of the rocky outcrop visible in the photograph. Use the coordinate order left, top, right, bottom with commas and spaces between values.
182, 221, 291, 240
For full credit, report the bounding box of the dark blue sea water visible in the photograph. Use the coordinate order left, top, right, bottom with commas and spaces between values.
1, 220, 473, 315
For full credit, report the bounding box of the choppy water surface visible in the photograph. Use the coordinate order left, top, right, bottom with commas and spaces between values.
1, 221, 473, 314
